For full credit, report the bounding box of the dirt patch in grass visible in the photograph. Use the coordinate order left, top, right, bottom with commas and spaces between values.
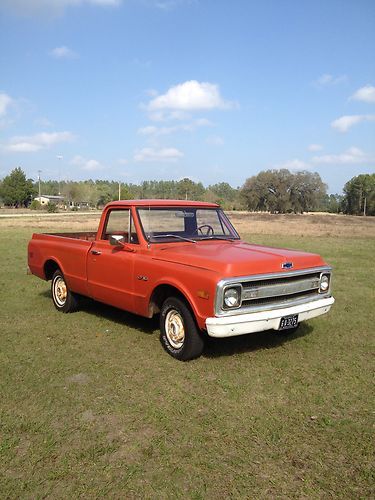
66, 373, 91, 385
78, 409, 156, 464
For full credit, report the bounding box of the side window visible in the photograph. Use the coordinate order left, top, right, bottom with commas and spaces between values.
102, 209, 139, 244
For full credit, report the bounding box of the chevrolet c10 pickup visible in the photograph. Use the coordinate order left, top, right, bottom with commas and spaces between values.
28, 200, 334, 360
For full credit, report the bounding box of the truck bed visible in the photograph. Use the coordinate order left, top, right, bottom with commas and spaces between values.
28, 232, 95, 295
46, 231, 97, 241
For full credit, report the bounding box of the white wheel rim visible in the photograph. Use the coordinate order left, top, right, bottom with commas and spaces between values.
53, 277, 67, 306
165, 309, 185, 349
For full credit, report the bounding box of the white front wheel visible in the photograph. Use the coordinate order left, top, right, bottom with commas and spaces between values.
165, 309, 186, 349
160, 297, 204, 361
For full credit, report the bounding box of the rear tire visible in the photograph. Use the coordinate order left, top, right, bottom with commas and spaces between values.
160, 297, 204, 361
51, 270, 79, 313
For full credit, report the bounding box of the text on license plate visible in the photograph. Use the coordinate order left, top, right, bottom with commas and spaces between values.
279, 314, 299, 330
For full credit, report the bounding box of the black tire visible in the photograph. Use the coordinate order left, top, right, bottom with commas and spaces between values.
51, 270, 79, 313
160, 297, 204, 361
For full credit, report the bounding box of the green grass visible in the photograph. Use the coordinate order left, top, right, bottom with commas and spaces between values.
1, 227, 374, 498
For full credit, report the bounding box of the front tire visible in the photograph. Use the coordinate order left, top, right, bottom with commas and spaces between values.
160, 297, 204, 361
51, 270, 79, 313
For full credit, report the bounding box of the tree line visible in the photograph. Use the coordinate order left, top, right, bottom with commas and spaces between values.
0, 167, 374, 215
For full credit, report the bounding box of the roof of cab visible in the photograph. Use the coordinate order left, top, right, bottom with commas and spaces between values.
106, 199, 219, 208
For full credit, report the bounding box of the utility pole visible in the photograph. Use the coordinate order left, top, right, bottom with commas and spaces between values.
363, 196, 367, 216
57, 155, 63, 195
38, 170, 42, 201
118, 182, 121, 201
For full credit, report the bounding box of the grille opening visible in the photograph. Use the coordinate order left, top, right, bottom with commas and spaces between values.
242, 272, 321, 289
242, 288, 318, 307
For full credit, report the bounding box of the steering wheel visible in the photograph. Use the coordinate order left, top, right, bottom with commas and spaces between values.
195, 224, 214, 236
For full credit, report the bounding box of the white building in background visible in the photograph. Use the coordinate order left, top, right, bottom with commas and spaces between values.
34, 195, 65, 206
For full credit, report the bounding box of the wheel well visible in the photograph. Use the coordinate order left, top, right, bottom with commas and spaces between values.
44, 260, 60, 280
149, 284, 191, 318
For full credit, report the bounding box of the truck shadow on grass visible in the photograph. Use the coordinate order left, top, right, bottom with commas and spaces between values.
40, 290, 313, 357
202, 324, 313, 358
40, 290, 158, 335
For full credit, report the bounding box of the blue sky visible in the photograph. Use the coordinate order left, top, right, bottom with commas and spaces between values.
0, 0, 374, 193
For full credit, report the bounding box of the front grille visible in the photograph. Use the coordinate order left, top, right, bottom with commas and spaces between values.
241, 272, 321, 304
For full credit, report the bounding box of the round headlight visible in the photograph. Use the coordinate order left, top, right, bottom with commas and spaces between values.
320, 274, 330, 293
224, 287, 241, 308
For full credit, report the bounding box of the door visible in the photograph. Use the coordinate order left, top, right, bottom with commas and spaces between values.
87, 208, 139, 312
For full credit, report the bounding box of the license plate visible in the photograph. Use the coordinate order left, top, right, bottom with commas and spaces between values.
279, 314, 299, 330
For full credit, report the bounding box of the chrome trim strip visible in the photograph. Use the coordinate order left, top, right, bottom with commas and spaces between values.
215, 266, 332, 316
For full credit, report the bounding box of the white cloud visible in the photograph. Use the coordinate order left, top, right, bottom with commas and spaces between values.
351, 84, 375, 103
34, 116, 53, 127
0, 93, 13, 117
275, 159, 310, 170
308, 144, 323, 152
71, 155, 104, 171
0, 0, 121, 17
314, 73, 347, 87
134, 147, 183, 162
117, 158, 128, 165
331, 114, 375, 132
3, 131, 75, 152
147, 111, 215, 123
138, 125, 168, 136
206, 135, 224, 146
138, 118, 212, 137
150, 0, 195, 10
195, 118, 213, 127
147, 80, 234, 112
145, 89, 158, 97
148, 110, 190, 122
49, 46, 78, 59
312, 147, 373, 165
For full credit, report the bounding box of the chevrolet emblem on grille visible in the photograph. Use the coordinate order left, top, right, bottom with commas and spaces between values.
281, 262, 293, 269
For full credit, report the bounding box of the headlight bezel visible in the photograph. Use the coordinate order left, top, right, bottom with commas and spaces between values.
222, 284, 242, 309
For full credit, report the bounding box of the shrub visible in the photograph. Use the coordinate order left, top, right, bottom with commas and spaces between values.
47, 203, 58, 213
30, 200, 42, 210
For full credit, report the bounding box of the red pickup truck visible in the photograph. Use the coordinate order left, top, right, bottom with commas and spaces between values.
28, 200, 334, 360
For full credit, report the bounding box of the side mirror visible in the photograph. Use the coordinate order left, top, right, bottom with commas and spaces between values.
109, 235, 125, 246
109, 234, 135, 253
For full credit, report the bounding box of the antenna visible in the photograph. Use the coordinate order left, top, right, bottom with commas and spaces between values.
56, 155, 63, 195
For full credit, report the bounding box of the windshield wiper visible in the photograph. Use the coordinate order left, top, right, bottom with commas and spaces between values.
198, 236, 236, 241
149, 234, 197, 243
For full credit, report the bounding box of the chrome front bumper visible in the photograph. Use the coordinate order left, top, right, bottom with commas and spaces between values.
205, 296, 335, 338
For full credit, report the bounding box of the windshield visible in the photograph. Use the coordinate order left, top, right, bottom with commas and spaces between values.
137, 207, 240, 243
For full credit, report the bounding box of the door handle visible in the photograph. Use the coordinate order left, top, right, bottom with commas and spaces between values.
91, 250, 101, 255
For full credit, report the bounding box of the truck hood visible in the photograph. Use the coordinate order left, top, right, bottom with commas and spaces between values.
152, 240, 326, 278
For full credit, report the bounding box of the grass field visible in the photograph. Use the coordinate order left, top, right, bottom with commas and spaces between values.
0, 212, 374, 498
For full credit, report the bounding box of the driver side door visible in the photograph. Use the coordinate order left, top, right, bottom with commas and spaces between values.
87, 208, 139, 312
